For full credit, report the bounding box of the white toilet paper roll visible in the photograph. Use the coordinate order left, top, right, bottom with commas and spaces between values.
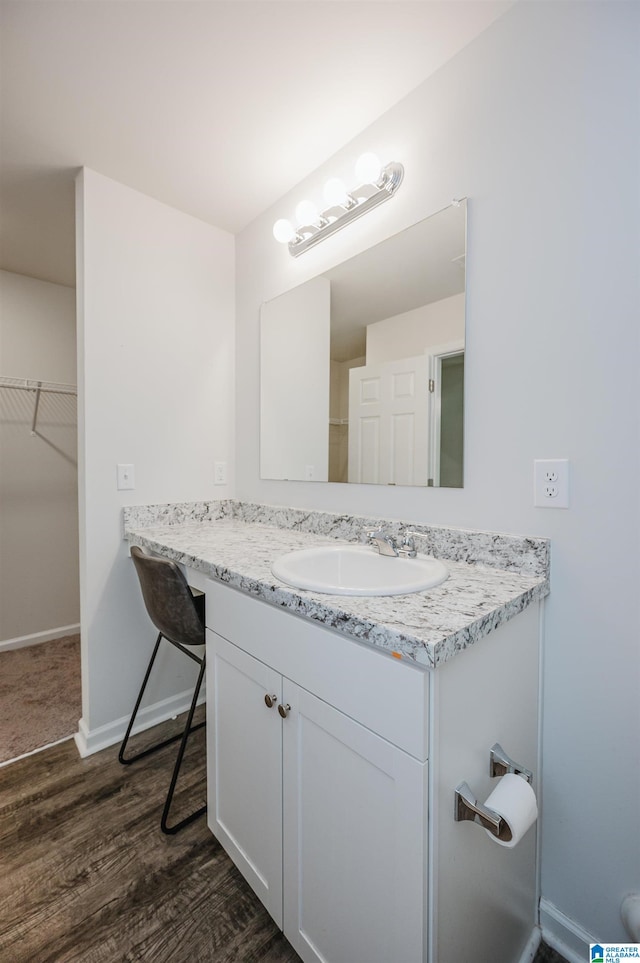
483, 772, 538, 848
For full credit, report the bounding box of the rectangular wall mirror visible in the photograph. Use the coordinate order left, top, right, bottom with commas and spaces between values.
260, 199, 466, 487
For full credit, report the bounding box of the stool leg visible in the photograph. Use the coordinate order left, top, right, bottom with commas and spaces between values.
119, 633, 164, 764
119, 633, 200, 764
160, 653, 207, 835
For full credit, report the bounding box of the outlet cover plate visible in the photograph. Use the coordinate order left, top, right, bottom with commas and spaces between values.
534, 459, 569, 508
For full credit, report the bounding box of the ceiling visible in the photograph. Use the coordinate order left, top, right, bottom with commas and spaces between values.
328, 199, 466, 359
0, 0, 512, 289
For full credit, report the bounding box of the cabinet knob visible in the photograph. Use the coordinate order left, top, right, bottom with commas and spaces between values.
278, 703, 291, 719
264, 693, 278, 709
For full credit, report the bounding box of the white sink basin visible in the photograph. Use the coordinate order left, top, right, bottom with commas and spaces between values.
271, 544, 448, 597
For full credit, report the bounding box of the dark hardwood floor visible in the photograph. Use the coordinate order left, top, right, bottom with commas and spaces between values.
0, 710, 568, 963
0, 711, 299, 963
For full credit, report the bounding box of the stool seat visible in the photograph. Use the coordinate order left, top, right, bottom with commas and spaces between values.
119, 545, 207, 834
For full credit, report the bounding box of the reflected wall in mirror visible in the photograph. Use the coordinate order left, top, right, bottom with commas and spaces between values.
260, 200, 466, 487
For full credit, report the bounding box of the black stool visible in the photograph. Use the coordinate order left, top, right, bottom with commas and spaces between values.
119, 545, 206, 834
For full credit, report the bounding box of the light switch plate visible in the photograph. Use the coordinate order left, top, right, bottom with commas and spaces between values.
117, 463, 135, 491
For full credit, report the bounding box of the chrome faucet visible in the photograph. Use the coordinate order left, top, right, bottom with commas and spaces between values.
366, 528, 419, 558
366, 529, 399, 557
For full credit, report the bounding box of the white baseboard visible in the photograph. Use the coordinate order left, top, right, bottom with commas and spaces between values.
74, 687, 206, 758
540, 898, 595, 963
0, 623, 80, 653
517, 926, 542, 963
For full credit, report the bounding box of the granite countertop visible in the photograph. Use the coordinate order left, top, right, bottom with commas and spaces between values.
123, 501, 550, 670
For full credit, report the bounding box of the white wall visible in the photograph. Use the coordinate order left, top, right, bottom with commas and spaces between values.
76, 168, 234, 750
0, 269, 78, 644
235, 1, 640, 948
260, 275, 330, 481
366, 292, 465, 365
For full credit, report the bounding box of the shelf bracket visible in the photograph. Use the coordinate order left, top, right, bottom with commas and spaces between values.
30, 383, 42, 436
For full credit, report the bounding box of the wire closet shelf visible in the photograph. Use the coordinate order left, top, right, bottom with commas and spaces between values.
0, 376, 78, 434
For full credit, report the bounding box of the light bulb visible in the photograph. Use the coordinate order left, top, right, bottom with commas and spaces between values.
355, 152, 382, 184
295, 200, 318, 226
323, 177, 349, 207
273, 218, 295, 244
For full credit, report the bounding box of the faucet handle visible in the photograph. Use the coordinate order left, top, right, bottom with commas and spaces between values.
365, 527, 384, 540
398, 530, 418, 558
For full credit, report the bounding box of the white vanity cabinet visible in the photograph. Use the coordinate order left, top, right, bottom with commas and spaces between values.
204, 577, 540, 963
205, 579, 428, 963
207, 634, 284, 925
281, 681, 426, 963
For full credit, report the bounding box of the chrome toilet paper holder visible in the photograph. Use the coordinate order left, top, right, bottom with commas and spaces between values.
454, 743, 533, 840
488, 743, 533, 784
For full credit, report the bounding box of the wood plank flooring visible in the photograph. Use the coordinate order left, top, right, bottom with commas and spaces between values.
0, 709, 568, 963
0, 712, 300, 963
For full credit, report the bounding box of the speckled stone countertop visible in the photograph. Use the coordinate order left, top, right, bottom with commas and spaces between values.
123, 500, 550, 670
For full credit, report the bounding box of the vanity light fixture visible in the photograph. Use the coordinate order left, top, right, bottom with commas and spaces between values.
273, 152, 404, 257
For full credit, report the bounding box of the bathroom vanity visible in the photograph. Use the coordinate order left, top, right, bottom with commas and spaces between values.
124, 500, 549, 963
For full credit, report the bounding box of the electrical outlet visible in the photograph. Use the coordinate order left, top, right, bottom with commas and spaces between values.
214, 461, 226, 485
534, 459, 569, 508
305, 465, 315, 481
117, 463, 135, 491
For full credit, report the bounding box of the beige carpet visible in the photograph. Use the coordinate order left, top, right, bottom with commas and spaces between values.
0, 634, 81, 764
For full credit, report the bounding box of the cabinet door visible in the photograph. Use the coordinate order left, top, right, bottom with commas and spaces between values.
282, 681, 427, 963
207, 631, 284, 927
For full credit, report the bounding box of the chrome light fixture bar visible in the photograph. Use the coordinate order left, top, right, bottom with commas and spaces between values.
273, 153, 404, 258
